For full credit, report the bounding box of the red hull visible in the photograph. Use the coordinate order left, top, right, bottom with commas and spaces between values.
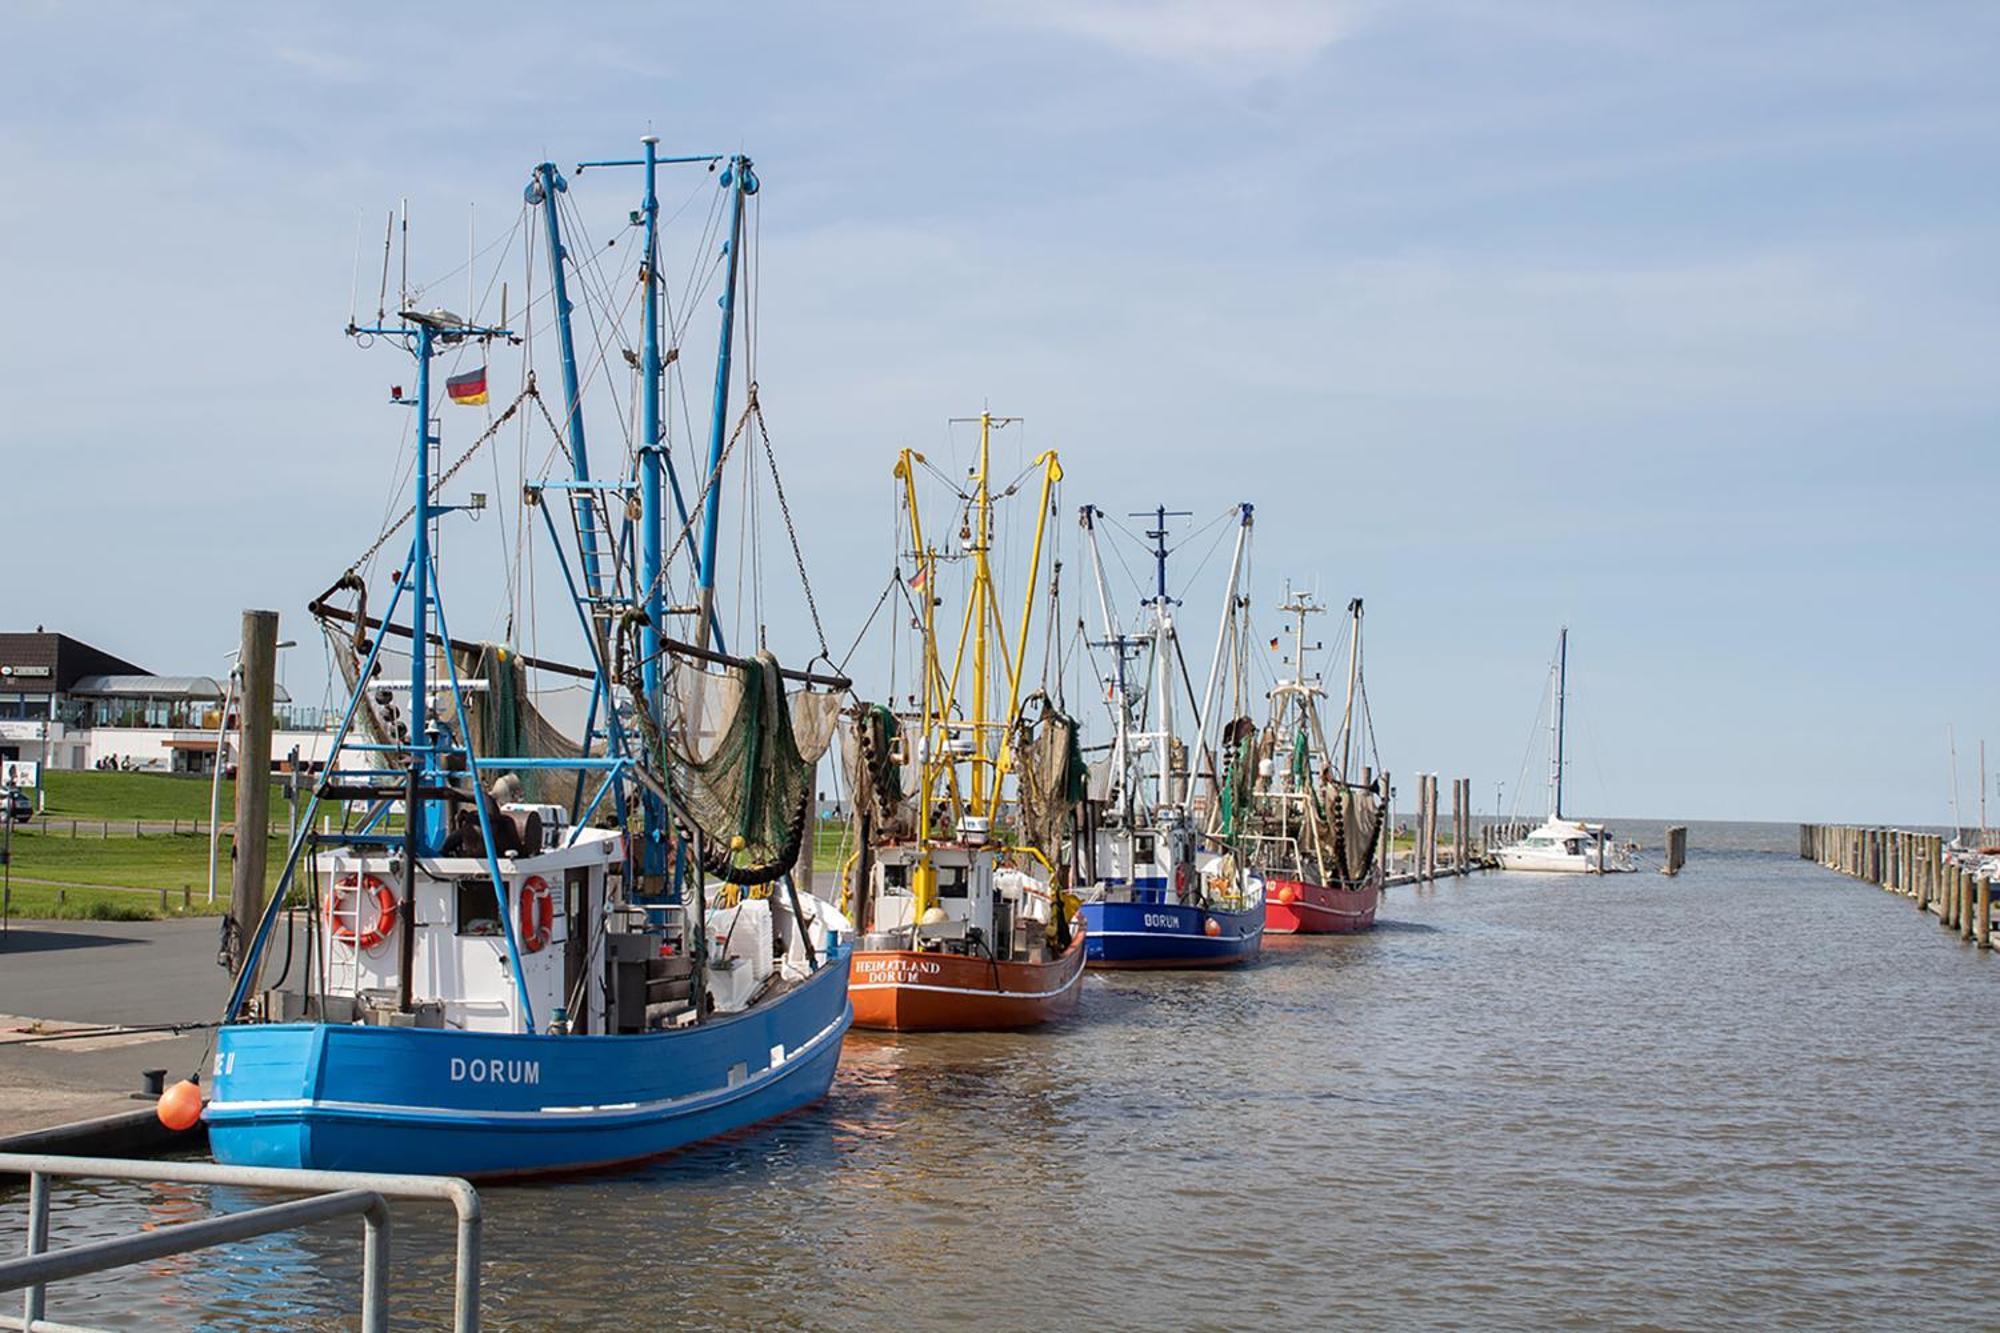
848, 931, 1087, 1031
1264, 877, 1379, 934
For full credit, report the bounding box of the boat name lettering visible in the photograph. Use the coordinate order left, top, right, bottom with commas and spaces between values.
855, 957, 943, 978
1142, 913, 1179, 929
448, 1056, 541, 1085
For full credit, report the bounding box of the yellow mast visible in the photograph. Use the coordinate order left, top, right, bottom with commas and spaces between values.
969, 413, 994, 814
896, 421, 1062, 916
998, 451, 1063, 787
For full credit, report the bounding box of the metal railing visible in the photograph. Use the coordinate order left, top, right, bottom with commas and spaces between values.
0, 1154, 481, 1333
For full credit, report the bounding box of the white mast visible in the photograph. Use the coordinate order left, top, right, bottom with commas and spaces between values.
1339, 598, 1363, 784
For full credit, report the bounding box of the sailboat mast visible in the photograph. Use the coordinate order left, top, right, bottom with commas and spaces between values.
1551, 626, 1568, 821
1949, 725, 1962, 838
1339, 598, 1363, 783
694, 156, 754, 652
1982, 739, 1989, 843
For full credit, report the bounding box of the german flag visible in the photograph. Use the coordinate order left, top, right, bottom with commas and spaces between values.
445, 367, 489, 406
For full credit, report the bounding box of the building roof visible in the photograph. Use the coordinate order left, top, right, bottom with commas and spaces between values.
0, 632, 148, 693
70, 674, 292, 704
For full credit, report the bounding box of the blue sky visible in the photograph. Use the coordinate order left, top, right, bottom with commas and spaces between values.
3, 2, 1996, 824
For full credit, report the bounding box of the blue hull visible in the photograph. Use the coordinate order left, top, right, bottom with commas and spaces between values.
1080, 899, 1264, 969
206, 944, 852, 1179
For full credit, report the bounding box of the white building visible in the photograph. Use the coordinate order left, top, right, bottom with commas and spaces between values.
0, 631, 332, 776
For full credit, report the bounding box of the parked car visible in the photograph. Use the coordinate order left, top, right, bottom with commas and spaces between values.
1, 787, 30, 824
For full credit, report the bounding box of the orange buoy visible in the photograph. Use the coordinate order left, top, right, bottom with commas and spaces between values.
1203, 918, 1222, 937
157, 1078, 203, 1131
1277, 885, 1297, 905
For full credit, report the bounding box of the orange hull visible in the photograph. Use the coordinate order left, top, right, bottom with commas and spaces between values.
848, 932, 1087, 1031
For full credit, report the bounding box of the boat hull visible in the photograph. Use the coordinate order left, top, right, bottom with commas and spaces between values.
1080, 899, 1263, 969
204, 943, 852, 1179
1264, 877, 1379, 934
1493, 850, 1637, 874
849, 931, 1086, 1031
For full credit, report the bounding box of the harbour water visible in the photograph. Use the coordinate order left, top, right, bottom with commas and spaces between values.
10, 820, 2000, 1329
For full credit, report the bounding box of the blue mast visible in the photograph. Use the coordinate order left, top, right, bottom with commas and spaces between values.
526, 163, 607, 598
694, 155, 756, 650
574, 140, 737, 874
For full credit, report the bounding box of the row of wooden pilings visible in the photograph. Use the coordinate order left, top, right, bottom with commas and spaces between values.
1800, 824, 1993, 948
1406, 775, 1476, 881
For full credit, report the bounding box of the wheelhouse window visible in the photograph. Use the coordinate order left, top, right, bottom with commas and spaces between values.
456, 880, 503, 936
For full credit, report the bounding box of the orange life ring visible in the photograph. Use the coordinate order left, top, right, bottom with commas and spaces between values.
328, 873, 398, 951
518, 875, 554, 954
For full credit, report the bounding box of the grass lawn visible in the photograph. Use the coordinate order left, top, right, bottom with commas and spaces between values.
0, 880, 184, 922
3, 829, 284, 914
34, 770, 288, 823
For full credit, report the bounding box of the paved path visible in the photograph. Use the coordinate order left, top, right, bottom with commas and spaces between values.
0, 918, 262, 1137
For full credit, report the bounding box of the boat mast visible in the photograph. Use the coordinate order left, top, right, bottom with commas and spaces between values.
1137, 506, 1191, 810
1190, 504, 1253, 800
950, 411, 1017, 815
527, 163, 606, 599
1949, 724, 1963, 839
1079, 506, 1132, 823
1551, 626, 1568, 821
573, 138, 727, 876
1339, 597, 1363, 784
693, 156, 755, 653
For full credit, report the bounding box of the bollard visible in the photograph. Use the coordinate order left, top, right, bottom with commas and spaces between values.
183, 884, 192, 911
158, 888, 169, 912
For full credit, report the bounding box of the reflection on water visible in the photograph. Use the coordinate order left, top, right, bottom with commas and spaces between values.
7, 822, 2000, 1328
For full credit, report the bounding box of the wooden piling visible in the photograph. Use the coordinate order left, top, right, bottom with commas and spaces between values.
1979, 879, 1992, 950
228, 609, 279, 985
1663, 826, 1687, 875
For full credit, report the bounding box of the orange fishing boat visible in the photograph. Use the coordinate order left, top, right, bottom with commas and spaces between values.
849, 848, 1085, 1030
840, 415, 1088, 1032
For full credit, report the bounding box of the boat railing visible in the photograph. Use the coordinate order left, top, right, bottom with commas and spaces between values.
0, 1153, 482, 1333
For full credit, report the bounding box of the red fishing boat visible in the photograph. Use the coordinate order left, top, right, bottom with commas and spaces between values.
1265, 876, 1379, 934
1234, 592, 1387, 935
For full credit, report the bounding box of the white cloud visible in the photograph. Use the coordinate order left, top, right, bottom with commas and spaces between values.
998, 0, 1368, 77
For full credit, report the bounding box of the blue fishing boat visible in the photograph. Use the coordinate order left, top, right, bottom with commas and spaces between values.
1074, 504, 1265, 968
204, 139, 854, 1179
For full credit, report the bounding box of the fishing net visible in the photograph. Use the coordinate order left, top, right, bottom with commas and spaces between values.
1214, 716, 1258, 838
1345, 784, 1385, 881
663, 652, 834, 884
451, 643, 583, 803
1013, 695, 1087, 863
839, 702, 906, 829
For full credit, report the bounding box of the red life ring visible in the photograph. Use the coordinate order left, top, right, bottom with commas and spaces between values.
327, 873, 398, 951
1173, 862, 1191, 896
518, 875, 554, 954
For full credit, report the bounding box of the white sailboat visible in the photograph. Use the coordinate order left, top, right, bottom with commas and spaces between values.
1494, 627, 1637, 875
